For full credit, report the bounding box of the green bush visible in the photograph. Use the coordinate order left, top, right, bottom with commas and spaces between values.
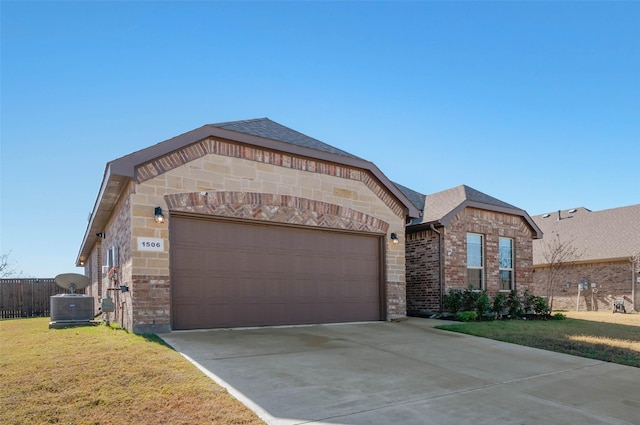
476, 290, 492, 320
443, 289, 463, 314
522, 291, 550, 317
552, 313, 567, 320
492, 292, 507, 319
456, 311, 478, 322
462, 286, 480, 312
506, 290, 524, 318
532, 296, 550, 316
447, 289, 550, 321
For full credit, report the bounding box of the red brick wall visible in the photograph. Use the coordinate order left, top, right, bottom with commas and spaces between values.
444, 208, 535, 295
131, 275, 171, 333
406, 229, 441, 313
406, 207, 536, 314
533, 260, 636, 311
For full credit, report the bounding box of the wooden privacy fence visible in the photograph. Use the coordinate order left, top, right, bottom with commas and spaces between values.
0, 278, 78, 319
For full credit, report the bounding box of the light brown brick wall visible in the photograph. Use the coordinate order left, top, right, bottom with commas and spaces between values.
533, 260, 637, 311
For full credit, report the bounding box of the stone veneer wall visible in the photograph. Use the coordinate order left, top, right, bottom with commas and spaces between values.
122, 136, 407, 332
533, 260, 637, 312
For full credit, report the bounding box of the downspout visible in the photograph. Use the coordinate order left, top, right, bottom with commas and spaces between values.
429, 224, 443, 312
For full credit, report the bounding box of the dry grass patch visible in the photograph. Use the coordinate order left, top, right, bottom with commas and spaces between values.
0, 318, 265, 425
563, 310, 639, 326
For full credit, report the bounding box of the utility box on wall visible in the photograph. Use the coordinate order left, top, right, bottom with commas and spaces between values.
101, 297, 115, 313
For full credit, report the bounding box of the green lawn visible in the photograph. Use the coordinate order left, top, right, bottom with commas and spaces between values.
436, 315, 640, 367
0, 318, 265, 425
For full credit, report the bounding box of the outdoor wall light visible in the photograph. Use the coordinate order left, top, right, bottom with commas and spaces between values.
79, 260, 85, 266
154, 207, 165, 224
390, 233, 399, 245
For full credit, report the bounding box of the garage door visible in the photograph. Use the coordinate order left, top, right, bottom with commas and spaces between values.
171, 216, 382, 330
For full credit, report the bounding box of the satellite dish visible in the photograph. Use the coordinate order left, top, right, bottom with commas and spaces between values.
55, 273, 90, 293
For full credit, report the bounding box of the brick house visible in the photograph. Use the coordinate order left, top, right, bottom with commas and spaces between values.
397, 184, 542, 315
531, 205, 640, 312
76, 118, 420, 333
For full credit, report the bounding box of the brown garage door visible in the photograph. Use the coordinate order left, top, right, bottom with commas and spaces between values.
170, 216, 382, 330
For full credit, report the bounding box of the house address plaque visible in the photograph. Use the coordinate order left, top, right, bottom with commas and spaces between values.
137, 237, 164, 252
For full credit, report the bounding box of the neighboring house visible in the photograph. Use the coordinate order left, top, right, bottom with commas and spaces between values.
76, 118, 420, 333
398, 184, 542, 315
531, 205, 640, 312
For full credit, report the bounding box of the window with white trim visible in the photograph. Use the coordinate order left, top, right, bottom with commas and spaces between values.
466, 233, 483, 290
499, 237, 514, 290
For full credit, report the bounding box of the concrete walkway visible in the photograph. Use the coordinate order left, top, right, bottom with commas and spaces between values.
160, 318, 640, 425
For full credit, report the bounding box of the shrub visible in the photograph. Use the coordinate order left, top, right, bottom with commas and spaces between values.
506, 290, 524, 319
443, 289, 463, 314
522, 290, 535, 314
492, 292, 507, 319
532, 296, 550, 316
552, 313, 567, 320
462, 286, 480, 312
456, 311, 478, 322
476, 290, 492, 320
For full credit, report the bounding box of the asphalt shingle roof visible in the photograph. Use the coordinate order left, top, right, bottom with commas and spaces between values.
422, 184, 519, 223
532, 204, 640, 264
393, 182, 426, 213
210, 118, 361, 159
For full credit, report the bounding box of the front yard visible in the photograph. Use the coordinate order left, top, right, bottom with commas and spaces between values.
436, 311, 640, 367
0, 318, 265, 425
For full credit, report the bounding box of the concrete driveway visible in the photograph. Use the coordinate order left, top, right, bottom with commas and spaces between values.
160, 318, 639, 425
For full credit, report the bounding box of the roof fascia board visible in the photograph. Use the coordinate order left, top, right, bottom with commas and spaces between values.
76, 165, 114, 265
440, 201, 543, 239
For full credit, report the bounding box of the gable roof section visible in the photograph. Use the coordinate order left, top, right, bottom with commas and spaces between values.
407, 184, 542, 238
77, 118, 420, 265
532, 204, 640, 265
212, 118, 361, 159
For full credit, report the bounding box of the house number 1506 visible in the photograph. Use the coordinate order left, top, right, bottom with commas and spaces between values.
137, 237, 164, 252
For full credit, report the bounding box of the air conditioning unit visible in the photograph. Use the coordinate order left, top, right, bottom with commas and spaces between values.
49, 273, 94, 329
50, 294, 94, 322
102, 266, 110, 275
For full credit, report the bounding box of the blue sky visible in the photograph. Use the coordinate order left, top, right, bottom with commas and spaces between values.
1, 1, 639, 278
